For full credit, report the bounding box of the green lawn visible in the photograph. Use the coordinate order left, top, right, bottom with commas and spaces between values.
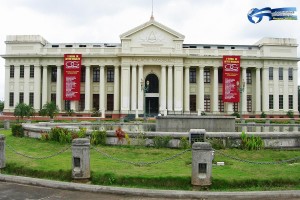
1, 129, 300, 191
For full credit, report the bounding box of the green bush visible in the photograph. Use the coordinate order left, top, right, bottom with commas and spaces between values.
260, 111, 267, 118
240, 131, 264, 150
179, 137, 190, 149
11, 124, 24, 137
231, 112, 240, 118
91, 130, 107, 145
49, 127, 72, 144
286, 110, 294, 118
153, 136, 172, 148
207, 138, 225, 150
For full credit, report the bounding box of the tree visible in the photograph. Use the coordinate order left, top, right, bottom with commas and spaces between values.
0, 100, 4, 112
14, 103, 35, 121
40, 101, 59, 119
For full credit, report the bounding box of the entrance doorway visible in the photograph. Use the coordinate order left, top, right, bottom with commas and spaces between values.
146, 97, 159, 116
145, 74, 159, 116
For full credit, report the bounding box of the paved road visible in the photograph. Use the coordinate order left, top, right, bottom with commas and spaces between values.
0, 182, 176, 200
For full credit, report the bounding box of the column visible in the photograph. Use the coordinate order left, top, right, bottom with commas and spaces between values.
160, 65, 167, 115
174, 66, 183, 112
212, 66, 218, 113
131, 65, 137, 112
138, 65, 144, 112
261, 67, 269, 112
14, 66, 20, 106
255, 68, 261, 113
24, 65, 30, 105
273, 67, 279, 112
227, 103, 233, 114
121, 65, 131, 112
42, 66, 48, 105
84, 66, 91, 112
167, 65, 173, 111
198, 66, 204, 115
4, 66, 10, 111
99, 66, 105, 118
242, 67, 247, 113
113, 66, 120, 112
184, 66, 190, 112
283, 68, 288, 111
293, 68, 298, 113
34, 66, 41, 110
56, 65, 62, 110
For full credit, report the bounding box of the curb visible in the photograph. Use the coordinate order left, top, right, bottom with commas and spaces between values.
0, 174, 300, 199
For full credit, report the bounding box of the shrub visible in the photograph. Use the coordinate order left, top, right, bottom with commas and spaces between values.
12, 124, 24, 137
179, 137, 190, 149
260, 111, 267, 118
207, 138, 225, 150
286, 110, 294, 118
77, 127, 87, 138
240, 131, 264, 150
91, 130, 107, 145
153, 136, 172, 148
231, 112, 240, 118
49, 127, 72, 144
201, 111, 206, 116
134, 132, 147, 146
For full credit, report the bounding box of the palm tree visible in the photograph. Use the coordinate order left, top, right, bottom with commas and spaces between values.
40, 101, 59, 119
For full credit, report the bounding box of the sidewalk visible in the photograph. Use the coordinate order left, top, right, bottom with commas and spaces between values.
0, 174, 299, 200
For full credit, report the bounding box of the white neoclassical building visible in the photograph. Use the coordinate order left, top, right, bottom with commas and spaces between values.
2, 18, 299, 118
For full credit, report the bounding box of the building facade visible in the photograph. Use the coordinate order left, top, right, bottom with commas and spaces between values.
2, 18, 299, 118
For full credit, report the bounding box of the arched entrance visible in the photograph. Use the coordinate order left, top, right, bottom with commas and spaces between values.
145, 74, 159, 116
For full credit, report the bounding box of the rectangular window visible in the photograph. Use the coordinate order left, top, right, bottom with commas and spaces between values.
247, 95, 252, 112
29, 92, 34, 106
51, 93, 56, 105
189, 68, 196, 83
107, 67, 114, 82
79, 94, 85, 111
279, 95, 283, 109
10, 65, 14, 78
9, 92, 14, 107
218, 95, 224, 112
107, 94, 114, 111
190, 95, 196, 112
93, 67, 100, 82
19, 92, 24, 104
289, 95, 293, 109
65, 100, 70, 111
204, 69, 210, 83
269, 67, 273, 80
20, 65, 24, 78
279, 67, 283, 80
51, 67, 57, 82
30, 65, 34, 78
233, 102, 239, 112
204, 95, 210, 112
93, 94, 99, 110
269, 95, 274, 109
81, 66, 86, 82
246, 69, 252, 84
218, 68, 223, 84
288, 68, 293, 81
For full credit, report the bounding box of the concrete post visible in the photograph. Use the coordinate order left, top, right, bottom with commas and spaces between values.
72, 138, 90, 181
0, 135, 5, 169
191, 142, 213, 187
4, 120, 10, 130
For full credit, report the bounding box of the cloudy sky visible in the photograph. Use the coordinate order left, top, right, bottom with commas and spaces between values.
0, 0, 299, 101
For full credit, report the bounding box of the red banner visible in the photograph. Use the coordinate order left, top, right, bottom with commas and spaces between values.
222, 56, 240, 102
63, 54, 81, 101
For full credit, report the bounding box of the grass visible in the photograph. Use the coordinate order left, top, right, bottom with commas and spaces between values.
0, 129, 300, 191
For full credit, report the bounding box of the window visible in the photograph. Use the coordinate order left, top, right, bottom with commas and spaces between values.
51, 93, 56, 105
289, 95, 293, 109
246, 69, 252, 84
93, 94, 99, 110
218, 95, 224, 112
81, 66, 86, 82
218, 68, 223, 84
79, 94, 85, 111
107, 67, 114, 82
10, 65, 14, 78
19, 92, 24, 104
65, 100, 70, 111
269, 95, 274, 109
29, 93, 34, 106
204, 95, 210, 112
204, 69, 210, 83
30, 65, 34, 78
93, 67, 100, 82
279, 95, 283, 109
51, 67, 57, 82
20, 65, 24, 78
247, 95, 252, 112
189, 68, 196, 83
269, 67, 273, 80
190, 95, 196, 112
9, 92, 14, 107
233, 102, 239, 112
279, 67, 283, 80
288, 68, 293, 80
107, 94, 114, 111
